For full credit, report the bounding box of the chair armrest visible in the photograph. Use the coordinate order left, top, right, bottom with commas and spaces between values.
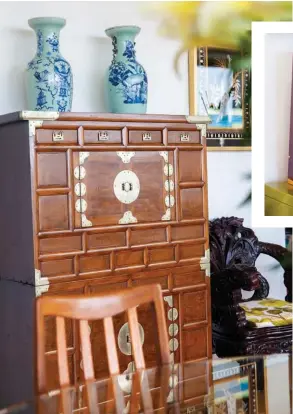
211, 265, 259, 329
259, 241, 292, 302
212, 303, 248, 330
259, 241, 291, 270
211, 265, 261, 309
211, 265, 260, 293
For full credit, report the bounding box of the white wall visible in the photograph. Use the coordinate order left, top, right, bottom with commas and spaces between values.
266, 355, 291, 414
265, 32, 293, 183
0, 1, 287, 298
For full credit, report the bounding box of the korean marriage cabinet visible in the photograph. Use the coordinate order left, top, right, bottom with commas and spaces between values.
0, 111, 212, 407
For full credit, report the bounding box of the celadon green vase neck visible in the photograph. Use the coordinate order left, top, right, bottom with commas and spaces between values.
29, 17, 66, 57
106, 25, 140, 61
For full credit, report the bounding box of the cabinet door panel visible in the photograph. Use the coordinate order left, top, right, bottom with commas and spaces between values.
39, 194, 69, 231
182, 327, 208, 361
37, 152, 68, 187
75, 152, 124, 226
181, 290, 207, 324
73, 151, 174, 227
180, 188, 203, 220
178, 151, 202, 182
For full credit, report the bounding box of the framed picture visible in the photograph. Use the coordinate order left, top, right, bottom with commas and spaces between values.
209, 360, 258, 413
188, 46, 251, 151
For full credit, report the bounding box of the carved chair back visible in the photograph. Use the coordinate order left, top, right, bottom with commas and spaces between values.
35, 284, 170, 413
209, 217, 291, 304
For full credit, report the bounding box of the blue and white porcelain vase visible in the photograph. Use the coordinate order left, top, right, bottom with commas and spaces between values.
105, 25, 147, 114
26, 17, 73, 112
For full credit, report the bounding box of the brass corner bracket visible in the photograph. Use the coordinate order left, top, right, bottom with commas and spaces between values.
200, 249, 210, 277
29, 120, 43, 136
195, 123, 207, 138
19, 111, 60, 137
35, 269, 49, 297
185, 115, 211, 124
19, 110, 59, 121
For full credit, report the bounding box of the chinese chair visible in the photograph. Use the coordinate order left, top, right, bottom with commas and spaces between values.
209, 217, 292, 357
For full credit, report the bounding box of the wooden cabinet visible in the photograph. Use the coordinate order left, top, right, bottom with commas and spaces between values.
0, 111, 211, 407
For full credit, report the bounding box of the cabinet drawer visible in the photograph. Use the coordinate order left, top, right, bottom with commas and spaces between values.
36, 129, 78, 144
168, 130, 200, 144
40, 258, 74, 278
84, 129, 122, 144
129, 130, 163, 144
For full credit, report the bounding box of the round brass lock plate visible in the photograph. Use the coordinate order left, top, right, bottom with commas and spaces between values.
113, 170, 140, 205
118, 322, 145, 355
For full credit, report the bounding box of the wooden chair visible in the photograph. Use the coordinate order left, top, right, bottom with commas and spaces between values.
35, 284, 171, 413
209, 217, 292, 357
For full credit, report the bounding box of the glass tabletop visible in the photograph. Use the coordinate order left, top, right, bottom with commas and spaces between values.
0, 354, 291, 414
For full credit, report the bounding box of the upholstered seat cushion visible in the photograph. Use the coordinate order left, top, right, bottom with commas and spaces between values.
239, 298, 292, 328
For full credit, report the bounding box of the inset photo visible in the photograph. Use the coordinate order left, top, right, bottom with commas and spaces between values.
253, 22, 293, 227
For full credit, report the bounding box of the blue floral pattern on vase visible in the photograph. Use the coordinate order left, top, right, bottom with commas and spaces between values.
106, 26, 147, 114
26, 17, 73, 112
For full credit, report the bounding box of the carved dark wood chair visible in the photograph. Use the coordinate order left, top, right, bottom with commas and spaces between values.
210, 217, 292, 357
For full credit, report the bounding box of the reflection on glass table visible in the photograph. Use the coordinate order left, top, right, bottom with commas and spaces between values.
0, 354, 291, 414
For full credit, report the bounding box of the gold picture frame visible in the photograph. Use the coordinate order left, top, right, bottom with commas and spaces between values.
188, 47, 251, 152
210, 360, 258, 413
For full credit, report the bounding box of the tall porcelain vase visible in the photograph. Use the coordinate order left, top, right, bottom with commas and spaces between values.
26, 17, 73, 112
105, 25, 148, 114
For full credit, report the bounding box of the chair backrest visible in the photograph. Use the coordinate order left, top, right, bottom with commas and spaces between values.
35, 283, 170, 395
209, 216, 292, 302
209, 217, 259, 274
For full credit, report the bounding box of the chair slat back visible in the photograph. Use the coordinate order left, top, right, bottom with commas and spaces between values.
103, 316, 120, 375
128, 306, 146, 370
35, 284, 170, 401
79, 320, 95, 381
56, 316, 70, 387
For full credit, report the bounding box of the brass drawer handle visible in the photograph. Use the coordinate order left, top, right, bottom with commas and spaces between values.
98, 131, 109, 141
180, 133, 190, 142
142, 132, 152, 141
52, 131, 64, 141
